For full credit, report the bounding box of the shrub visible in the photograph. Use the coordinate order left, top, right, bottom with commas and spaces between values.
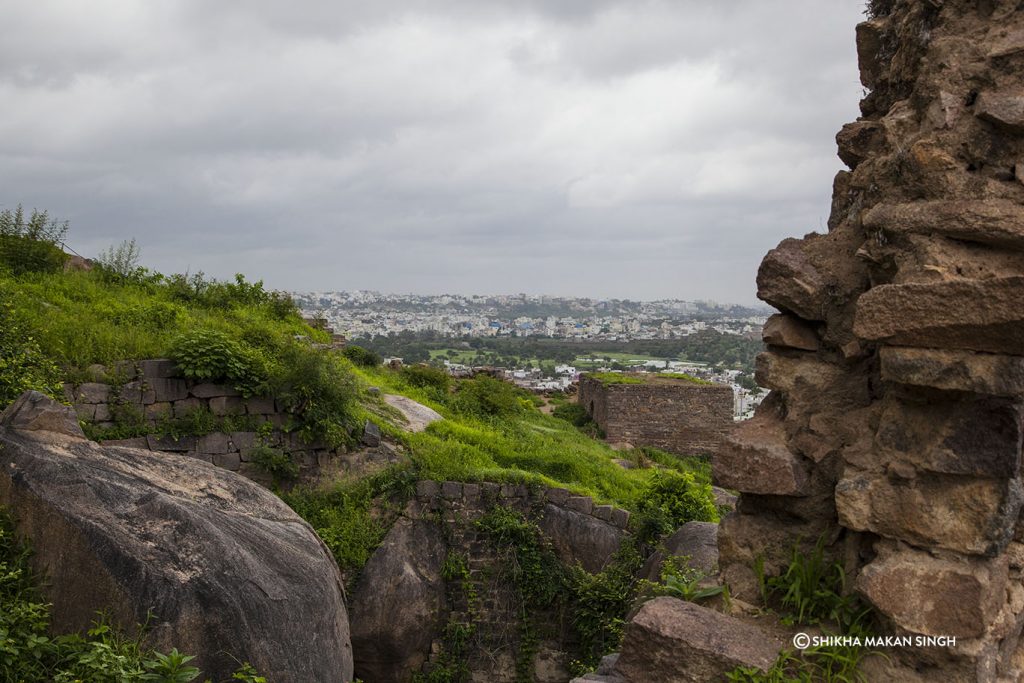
342, 345, 382, 368
551, 403, 591, 427
169, 329, 266, 396
636, 470, 718, 539
0, 300, 62, 407
400, 364, 450, 399
0, 206, 69, 276
265, 344, 359, 447
249, 445, 299, 485
448, 376, 529, 419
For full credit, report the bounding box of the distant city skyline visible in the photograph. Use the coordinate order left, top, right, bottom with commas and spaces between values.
1, 1, 867, 305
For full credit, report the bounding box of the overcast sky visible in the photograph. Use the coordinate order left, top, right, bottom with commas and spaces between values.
0, 1, 867, 304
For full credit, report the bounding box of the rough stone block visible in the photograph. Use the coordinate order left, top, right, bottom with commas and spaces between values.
880, 346, 1024, 397
835, 120, 884, 169
592, 505, 613, 522
94, 403, 111, 422
610, 508, 630, 529
613, 598, 783, 682
712, 414, 809, 496
362, 420, 382, 447
640, 522, 719, 582
245, 397, 276, 415
74, 403, 96, 421
441, 481, 462, 500
539, 504, 623, 573
756, 238, 827, 321
976, 89, 1024, 133
545, 487, 571, 505
150, 378, 189, 403
835, 470, 1022, 556
565, 496, 594, 515
138, 359, 179, 379
761, 314, 819, 351
77, 383, 110, 404
101, 437, 150, 449
213, 452, 242, 471
210, 396, 244, 416
198, 433, 230, 455
416, 480, 440, 498
863, 199, 1024, 250
191, 383, 240, 398
228, 432, 257, 451
462, 483, 480, 500
857, 545, 1009, 638
481, 482, 500, 498
853, 277, 1024, 355
120, 381, 156, 405
145, 402, 172, 420
173, 398, 202, 418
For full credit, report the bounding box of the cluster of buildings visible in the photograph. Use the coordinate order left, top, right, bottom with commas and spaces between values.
291, 290, 769, 341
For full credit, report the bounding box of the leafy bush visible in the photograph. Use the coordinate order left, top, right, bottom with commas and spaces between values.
342, 345, 382, 368
551, 403, 591, 427
399, 364, 450, 399
0, 299, 62, 407
448, 376, 530, 419
636, 470, 718, 539
265, 344, 359, 448
569, 542, 643, 666
249, 445, 299, 485
94, 238, 146, 283
0, 206, 69, 276
169, 329, 266, 396
165, 273, 296, 320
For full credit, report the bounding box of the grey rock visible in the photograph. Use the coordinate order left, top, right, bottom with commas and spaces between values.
362, 420, 382, 447
244, 397, 276, 415
213, 452, 242, 471
150, 378, 189, 403
147, 434, 197, 452
77, 382, 111, 404
538, 503, 624, 573
197, 433, 230, 455
565, 496, 594, 515
0, 396, 353, 682
191, 383, 241, 399
350, 517, 447, 683
415, 480, 440, 498
209, 396, 244, 416
441, 481, 462, 499
640, 522, 720, 582
593, 504, 613, 521
138, 359, 179, 379
545, 487, 571, 505
1, 391, 86, 441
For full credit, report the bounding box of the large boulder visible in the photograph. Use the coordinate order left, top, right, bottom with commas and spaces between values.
349, 516, 448, 683
0, 391, 353, 683
538, 503, 625, 573
611, 597, 783, 682
639, 521, 719, 582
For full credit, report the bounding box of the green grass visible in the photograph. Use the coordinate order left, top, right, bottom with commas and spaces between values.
587, 372, 645, 386
657, 372, 714, 385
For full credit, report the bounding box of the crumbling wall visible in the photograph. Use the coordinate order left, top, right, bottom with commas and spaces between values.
714, 1, 1024, 680
579, 375, 733, 456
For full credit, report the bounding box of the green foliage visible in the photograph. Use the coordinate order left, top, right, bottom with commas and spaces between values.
0, 507, 261, 682
342, 345, 382, 368
399, 364, 451, 400
635, 470, 718, 540
569, 542, 644, 666
95, 238, 145, 283
249, 445, 299, 485
0, 206, 69, 276
447, 376, 530, 419
658, 372, 713, 385
169, 329, 266, 396
0, 299, 62, 406
265, 344, 360, 448
551, 402, 591, 427
638, 555, 726, 604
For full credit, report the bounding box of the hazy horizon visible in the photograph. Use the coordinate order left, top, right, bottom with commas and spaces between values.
1, 1, 866, 305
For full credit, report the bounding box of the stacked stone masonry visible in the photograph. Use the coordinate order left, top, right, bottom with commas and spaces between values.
350, 480, 631, 683
65, 358, 352, 482
578, 374, 733, 456
714, 2, 1024, 681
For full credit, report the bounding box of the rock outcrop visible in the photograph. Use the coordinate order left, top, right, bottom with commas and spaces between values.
0, 391, 353, 682
717, 2, 1024, 679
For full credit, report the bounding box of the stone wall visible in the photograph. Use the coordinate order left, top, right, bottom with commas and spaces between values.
65, 358, 353, 482
715, 2, 1024, 680
578, 374, 733, 456
350, 480, 632, 683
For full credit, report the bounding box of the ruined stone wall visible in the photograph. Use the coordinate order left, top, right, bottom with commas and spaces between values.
350, 481, 632, 683
578, 375, 733, 456
65, 358, 356, 483
714, 1, 1024, 680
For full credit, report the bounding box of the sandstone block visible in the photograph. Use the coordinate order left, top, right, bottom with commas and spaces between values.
191, 383, 241, 399
855, 19, 887, 89
712, 414, 808, 496
880, 346, 1024, 397
610, 508, 630, 529
613, 597, 783, 682
761, 314, 819, 351
138, 359, 179, 379
853, 277, 1024, 355
565, 496, 594, 515
976, 90, 1024, 133
863, 200, 1024, 250
149, 378, 189, 403
836, 470, 1022, 556
592, 505, 613, 522
77, 382, 110, 404
244, 397, 276, 415
756, 238, 827, 321
857, 545, 1008, 638
836, 120, 884, 169
544, 487, 571, 505
209, 396, 244, 416
212, 451, 241, 471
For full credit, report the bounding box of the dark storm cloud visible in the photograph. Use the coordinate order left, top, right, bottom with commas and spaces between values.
0, 0, 867, 303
